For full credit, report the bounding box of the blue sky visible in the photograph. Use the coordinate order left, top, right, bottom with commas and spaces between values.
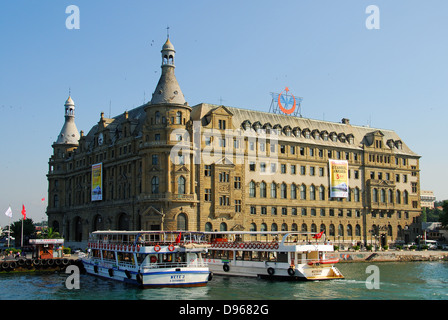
1, 0, 447, 226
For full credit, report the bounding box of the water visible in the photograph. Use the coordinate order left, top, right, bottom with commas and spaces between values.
1, 262, 447, 300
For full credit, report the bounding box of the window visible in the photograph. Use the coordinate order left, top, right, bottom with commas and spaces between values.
271, 207, 277, 216
281, 183, 287, 199
260, 182, 267, 198
151, 176, 159, 194
354, 188, 360, 202
291, 165, 296, 175
235, 200, 241, 212
250, 206, 256, 215
234, 176, 241, 189
271, 183, 277, 198
282, 207, 287, 216
261, 207, 267, 215
281, 164, 286, 174
310, 185, 316, 200
219, 196, 230, 206
218, 119, 226, 130
176, 111, 182, 124
300, 184, 306, 200
373, 188, 378, 202
291, 184, 297, 199
204, 189, 212, 201
319, 186, 325, 201
152, 154, 158, 165
292, 208, 297, 216
300, 166, 306, 175
204, 165, 211, 176
178, 176, 186, 194
249, 181, 256, 197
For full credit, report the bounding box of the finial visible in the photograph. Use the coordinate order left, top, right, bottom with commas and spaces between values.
166, 25, 170, 39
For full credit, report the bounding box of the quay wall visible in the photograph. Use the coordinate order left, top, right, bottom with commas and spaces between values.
331, 250, 448, 263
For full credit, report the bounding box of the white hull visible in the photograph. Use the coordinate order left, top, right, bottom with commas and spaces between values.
83, 259, 210, 288
208, 260, 343, 280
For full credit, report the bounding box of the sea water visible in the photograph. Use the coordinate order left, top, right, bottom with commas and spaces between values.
0, 262, 447, 300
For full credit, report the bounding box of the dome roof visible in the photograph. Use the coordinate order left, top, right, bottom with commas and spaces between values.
162, 38, 175, 52
65, 96, 75, 106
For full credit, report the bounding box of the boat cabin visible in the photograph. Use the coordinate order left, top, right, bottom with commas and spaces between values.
28, 239, 64, 259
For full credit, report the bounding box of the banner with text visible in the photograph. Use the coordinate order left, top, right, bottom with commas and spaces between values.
91, 163, 103, 201
329, 159, 349, 198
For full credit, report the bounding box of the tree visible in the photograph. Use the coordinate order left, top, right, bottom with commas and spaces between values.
39, 227, 62, 239
10, 218, 36, 247
439, 201, 448, 228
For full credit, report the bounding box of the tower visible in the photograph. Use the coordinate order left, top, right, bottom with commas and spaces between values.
55, 95, 80, 146
142, 37, 196, 231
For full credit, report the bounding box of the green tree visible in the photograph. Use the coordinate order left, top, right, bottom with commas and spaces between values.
439, 201, 448, 227
10, 218, 36, 247
39, 227, 62, 239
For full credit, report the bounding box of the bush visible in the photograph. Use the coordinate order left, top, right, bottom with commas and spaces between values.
333, 245, 339, 251
396, 245, 403, 250
63, 247, 71, 255
353, 245, 360, 251
382, 245, 389, 250
366, 244, 373, 251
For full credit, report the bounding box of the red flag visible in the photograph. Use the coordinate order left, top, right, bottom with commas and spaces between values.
313, 231, 324, 239
175, 232, 182, 244
21, 204, 26, 220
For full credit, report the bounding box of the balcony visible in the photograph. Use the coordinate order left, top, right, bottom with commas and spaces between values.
137, 193, 197, 203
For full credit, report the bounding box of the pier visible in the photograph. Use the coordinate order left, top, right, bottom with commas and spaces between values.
332, 249, 448, 263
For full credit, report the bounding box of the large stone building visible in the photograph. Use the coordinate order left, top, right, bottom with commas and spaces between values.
47, 38, 422, 248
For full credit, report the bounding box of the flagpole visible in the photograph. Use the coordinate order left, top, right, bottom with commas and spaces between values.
21, 218, 24, 248
7, 205, 11, 248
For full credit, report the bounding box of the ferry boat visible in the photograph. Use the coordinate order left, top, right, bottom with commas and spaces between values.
82, 230, 212, 288
204, 231, 344, 281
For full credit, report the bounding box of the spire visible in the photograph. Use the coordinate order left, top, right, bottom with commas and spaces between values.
150, 38, 186, 106
55, 94, 80, 145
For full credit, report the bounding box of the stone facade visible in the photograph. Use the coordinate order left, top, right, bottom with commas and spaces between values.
47, 38, 422, 248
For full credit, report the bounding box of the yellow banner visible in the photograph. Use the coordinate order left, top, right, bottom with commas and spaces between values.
329, 159, 348, 198
91, 163, 103, 201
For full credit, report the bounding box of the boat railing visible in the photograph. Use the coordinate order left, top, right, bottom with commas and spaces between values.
141, 260, 207, 271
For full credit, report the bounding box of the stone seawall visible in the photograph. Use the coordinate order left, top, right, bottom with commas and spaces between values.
329, 250, 448, 263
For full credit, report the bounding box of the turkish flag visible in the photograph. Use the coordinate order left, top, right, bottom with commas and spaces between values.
175, 232, 182, 244
313, 231, 324, 239
21, 204, 26, 220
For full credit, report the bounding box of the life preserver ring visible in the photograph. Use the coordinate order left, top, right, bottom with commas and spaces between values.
94, 265, 99, 273
150, 256, 157, 263
108, 269, 114, 277
168, 244, 175, 252
267, 267, 275, 276
256, 243, 261, 249
287, 267, 295, 276
154, 245, 161, 252
137, 245, 141, 252
274, 243, 279, 249
125, 270, 132, 279
223, 264, 230, 272
239, 243, 244, 249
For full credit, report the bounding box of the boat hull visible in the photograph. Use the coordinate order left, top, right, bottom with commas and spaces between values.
208, 260, 343, 281
82, 260, 210, 288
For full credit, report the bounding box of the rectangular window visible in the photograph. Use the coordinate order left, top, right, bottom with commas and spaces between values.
204, 189, 212, 201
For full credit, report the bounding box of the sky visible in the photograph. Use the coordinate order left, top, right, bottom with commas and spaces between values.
1, 0, 447, 227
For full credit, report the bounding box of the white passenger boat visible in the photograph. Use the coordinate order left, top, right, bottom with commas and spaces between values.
82, 230, 212, 288
204, 231, 344, 281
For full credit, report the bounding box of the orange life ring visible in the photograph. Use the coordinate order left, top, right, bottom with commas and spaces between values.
150, 256, 157, 263
168, 244, 175, 252
274, 243, 279, 249
154, 245, 161, 252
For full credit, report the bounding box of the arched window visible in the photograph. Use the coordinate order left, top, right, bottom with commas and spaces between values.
338, 224, 344, 236
260, 223, 267, 232
354, 187, 360, 202
396, 190, 401, 204
281, 223, 288, 231
347, 224, 353, 237
118, 213, 129, 230
260, 182, 266, 198
311, 223, 317, 233
151, 176, 159, 194
178, 176, 186, 194
250, 223, 257, 232
205, 222, 212, 231
301, 223, 307, 232
355, 224, 361, 236
320, 224, 326, 233
53, 194, 59, 208
220, 222, 227, 231
300, 184, 306, 200
177, 213, 187, 230
271, 223, 278, 231
310, 185, 316, 200
388, 189, 394, 203
155, 111, 161, 124
176, 111, 182, 124
403, 190, 409, 205
373, 188, 378, 202
381, 189, 386, 203
329, 224, 335, 236
319, 186, 325, 201
388, 225, 393, 237
281, 183, 287, 199
291, 183, 297, 199
271, 183, 277, 198
249, 181, 256, 197
291, 223, 298, 231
